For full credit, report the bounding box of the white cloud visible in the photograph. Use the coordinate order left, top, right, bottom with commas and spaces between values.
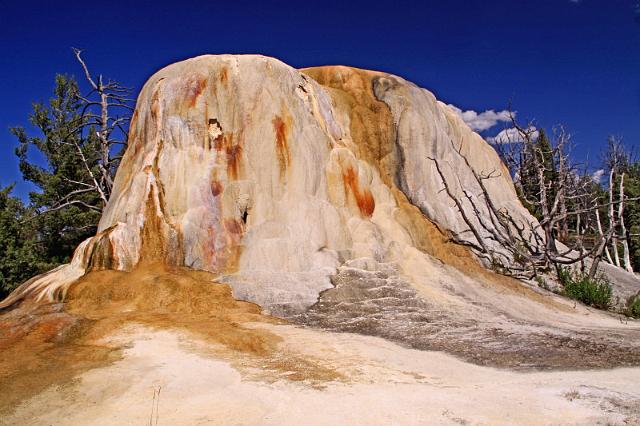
591, 169, 605, 183
486, 126, 539, 144
447, 105, 512, 132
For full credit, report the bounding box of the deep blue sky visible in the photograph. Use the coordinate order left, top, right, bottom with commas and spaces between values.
1, 0, 639, 198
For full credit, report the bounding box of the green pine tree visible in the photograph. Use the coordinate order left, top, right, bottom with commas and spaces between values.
10, 74, 103, 266
622, 163, 640, 270
517, 129, 558, 220
0, 185, 55, 298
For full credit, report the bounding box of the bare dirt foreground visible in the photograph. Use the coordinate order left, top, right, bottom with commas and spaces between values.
1, 266, 640, 425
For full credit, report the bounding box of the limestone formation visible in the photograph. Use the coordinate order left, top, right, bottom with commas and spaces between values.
0, 55, 559, 314
3, 57, 640, 424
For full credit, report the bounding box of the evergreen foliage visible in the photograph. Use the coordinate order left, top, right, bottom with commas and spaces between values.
0, 185, 56, 298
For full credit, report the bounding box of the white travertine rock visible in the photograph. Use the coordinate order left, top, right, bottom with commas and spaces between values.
0, 55, 537, 313
373, 75, 532, 237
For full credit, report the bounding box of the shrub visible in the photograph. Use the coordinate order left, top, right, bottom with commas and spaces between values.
625, 295, 640, 319
556, 266, 572, 287
562, 272, 613, 310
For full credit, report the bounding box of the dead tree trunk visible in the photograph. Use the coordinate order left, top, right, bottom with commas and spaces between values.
595, 208, 614, 264
618, 173, 634, 272
609, 168, 621, 267
73, 48, 132, 206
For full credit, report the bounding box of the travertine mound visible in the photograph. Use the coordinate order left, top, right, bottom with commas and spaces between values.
1, 55, 536, 313
2, 57, 640, 419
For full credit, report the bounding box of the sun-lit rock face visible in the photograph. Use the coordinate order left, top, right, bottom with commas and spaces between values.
1, 55, 535, 313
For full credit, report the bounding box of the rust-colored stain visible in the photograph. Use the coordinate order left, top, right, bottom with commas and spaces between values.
272, 115, 290, 174
203, 223, 219, 271
224, 218, 244, 235
342, 165, 375, 217
213, 132, 226, 151
86, 230, 116, 271
186, 75, 207, 107
211, 180, 223, 197
146, 136, 185, 268
272, 111, 292, 179
212, 132, 243, 180
300, 68, 399, 187
226, 144, 242, 180
219, 67, 229, 83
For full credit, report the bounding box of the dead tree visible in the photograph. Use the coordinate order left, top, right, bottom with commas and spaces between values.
619, 173, 633, 272
498, 121, 597, 256
499, 118, 640, 279
595, 207, 613, 264
431, 119, 635, 281
70, 47, 133, 205
599, 137, 635, 273
20, 49, 135, 219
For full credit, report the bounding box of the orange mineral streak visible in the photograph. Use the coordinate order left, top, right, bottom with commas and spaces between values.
304, 66, 565, 305
213, 132, 243, 180
204, 167, 244, 274
213, 132, 226, 151
185, 74, 208, 108
86, 226, 117, 271
301, 66, 398, 187
210, 179, 224, 197
226, 144, 243, 180
224, 217, 244, 235
138, 187, 169, 265
341, 165, 375, 217
219, 66, 229, 84
272, 110, 292, 179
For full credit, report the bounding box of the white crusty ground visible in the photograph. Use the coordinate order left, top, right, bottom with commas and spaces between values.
6, 323, 639, 426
